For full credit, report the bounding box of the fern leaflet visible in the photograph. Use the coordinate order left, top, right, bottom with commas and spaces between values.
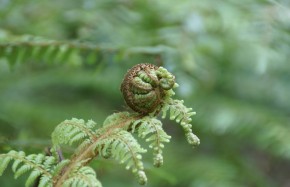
64, 162, 102, 187
95, 129, 147, 185
162, 98, 200, 147
0, 150, 55, 187
132, 116, 171, 167
52, 118, 97, 148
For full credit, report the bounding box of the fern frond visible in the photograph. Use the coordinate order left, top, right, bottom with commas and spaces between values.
51, 159, 71, 177
95, 129, 148, 185
162, 98, 200, 147
132, 116, 171, 167
52, 118, 97, 148
102, 112, 137, 129
26, 170, 41, 187
0, 150, 56, 187
0, 36, 118, 67
0, 34, 166, 68
64, 163, 102, 187
38, 175, 52, 187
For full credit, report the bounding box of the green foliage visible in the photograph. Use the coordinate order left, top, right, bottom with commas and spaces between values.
0, 31, 164, 69
0, 34, 105, 67
1, 0, 289, 186
0, 150, 54, 187
162, 98, 200, 147
95, 129, 147, 184
51, 160, 71, 178
0, 64, 199, 186
102, 112, 135, 129
63, 164, 102, 187
52, 118, 97, 147
132, 116, 171, 167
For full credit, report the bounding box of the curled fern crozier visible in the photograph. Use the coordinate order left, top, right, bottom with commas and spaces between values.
121, 63, 175, 115
0, 63, 200, 187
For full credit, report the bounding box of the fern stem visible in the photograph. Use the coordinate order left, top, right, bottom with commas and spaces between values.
53, 143, 97, 187
53, 115, 140, 187
0, 41, 116, 52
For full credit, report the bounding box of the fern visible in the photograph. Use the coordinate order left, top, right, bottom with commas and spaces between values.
0, 33, 167, 68
0, 35, 118, 67
132, 116, 171, 167
102, 112, 137, 129
0, 150, 54, 187
64, 162, 102, 187
51, 159, 71, 178
162, 98, 200, 147
0, 63, 200, 186
95, 129, 147, 184
52, 118, 98, 146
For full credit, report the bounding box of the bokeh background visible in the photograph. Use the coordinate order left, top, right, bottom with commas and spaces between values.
1, 0, 290, 186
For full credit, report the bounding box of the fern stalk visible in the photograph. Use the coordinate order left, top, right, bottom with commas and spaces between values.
53, 115, 141, 186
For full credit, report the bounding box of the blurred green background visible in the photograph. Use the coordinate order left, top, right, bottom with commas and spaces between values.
1, 0, 290, 186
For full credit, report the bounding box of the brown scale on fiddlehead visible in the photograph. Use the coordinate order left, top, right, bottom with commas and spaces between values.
121, 63, 176, 115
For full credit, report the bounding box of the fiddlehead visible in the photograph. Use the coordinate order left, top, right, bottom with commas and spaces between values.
0, 63, 200, 187
120, 63, 176, 115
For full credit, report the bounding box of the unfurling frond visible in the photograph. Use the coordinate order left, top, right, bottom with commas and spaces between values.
0, 150, 55, 187
162, 98, 200, 147
132, 116, 171, 167
95, 129, 148, 185
52, 118, 97, 148
0, 63, 200, 186
64, 163, 102, 187
120, 63, 177, 115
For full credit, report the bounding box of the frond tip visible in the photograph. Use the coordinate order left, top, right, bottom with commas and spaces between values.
0, 150, 55, 187
95, 129, 148, 185
162, 98, 200, 147
132, 116, 171, 167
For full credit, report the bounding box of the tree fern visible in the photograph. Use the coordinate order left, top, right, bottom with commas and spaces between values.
0, 63, 200, 186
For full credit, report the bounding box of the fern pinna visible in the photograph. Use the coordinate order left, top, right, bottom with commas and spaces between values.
0, 63, 200, 187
